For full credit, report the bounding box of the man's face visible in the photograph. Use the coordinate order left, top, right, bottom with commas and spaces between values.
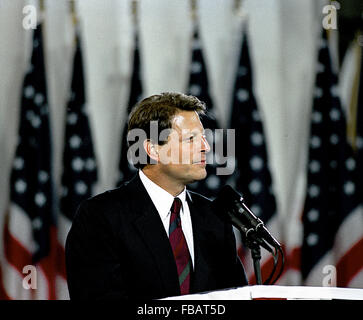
157, 110, 210, 185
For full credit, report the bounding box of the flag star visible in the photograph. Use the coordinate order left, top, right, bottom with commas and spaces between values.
344, 181, 355, 195
85, 158, 96, 171
75, 181, 87, 195
318, 38, 327, 49
250, 132, 263, 146
312, 111, 322, 123
69, 91, 76, 101
31, 115, 41, 128
15, 179, 27, 194
250, 205, 261, 217
32, 217, 43, 230
249, 179, 262, 195
346, 158, 356, 171
62, 186, 68, 197
67, 113, 78, 125
38, 170, 49, 183
316, 62, 325, 73
33, 38, 39, 48
308, 184, 320, 198
72, 157, 84, 171
69, 135, 82, 149
330, 134, 339, 145
330, 160, 337, 169
314, 87, 323, 99
306, 233, 319, 246
189, 84, 201, 96
13, 157, 24, 170
310, 136, 321, 149
24, 85, 35, 98
81, 104, 88, 115
252, 110, 261, 122
191, 61, 202, 74
250, 156, 263, 171
34, 93, 45, 106
329, 108, 340, 121
238, 66, 247, 77
236, 88, 249, 102
307, 209, 319, 222
206, 175, 220, 190
330, 84, 339, 97
34, 192, 46, 207
356, 136, 363, 149
27, 64, 34, 74
40, 104, 49, 115
26, 110, 35, 122
309, 160, 321, 173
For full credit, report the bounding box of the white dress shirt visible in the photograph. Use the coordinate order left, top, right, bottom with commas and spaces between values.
139, 170, 195, 267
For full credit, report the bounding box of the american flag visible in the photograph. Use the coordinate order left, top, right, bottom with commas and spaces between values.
338, 35, 363, 288
118, 28, 142, 185
57, 30, 98, 298
186, 24, 227, 199
1, 24, 58, 299
300, 29, 363, 287
230, 28, 281, 284
351, 36, 363, 201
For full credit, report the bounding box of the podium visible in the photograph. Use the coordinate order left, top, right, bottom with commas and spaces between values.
163, 285, 363, 300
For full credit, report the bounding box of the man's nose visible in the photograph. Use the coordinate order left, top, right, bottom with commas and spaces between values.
201, 135, 211, 153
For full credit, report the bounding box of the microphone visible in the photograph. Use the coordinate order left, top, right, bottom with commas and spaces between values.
213, 185, 281, 250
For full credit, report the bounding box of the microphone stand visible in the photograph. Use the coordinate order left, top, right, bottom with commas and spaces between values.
243, 234, 263, 285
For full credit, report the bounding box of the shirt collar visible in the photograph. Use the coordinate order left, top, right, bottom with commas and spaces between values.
139, 170, 186, 220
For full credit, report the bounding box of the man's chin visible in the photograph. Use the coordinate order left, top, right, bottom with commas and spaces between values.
190, 168, 207, 182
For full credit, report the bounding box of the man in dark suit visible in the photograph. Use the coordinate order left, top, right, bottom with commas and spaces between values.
65, 92, 247, 300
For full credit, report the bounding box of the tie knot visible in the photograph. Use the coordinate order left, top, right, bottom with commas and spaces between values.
171, 197, 182, 216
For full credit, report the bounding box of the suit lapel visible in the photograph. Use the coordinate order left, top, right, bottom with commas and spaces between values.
129, 175, 180, 296
186, 191, 211, 293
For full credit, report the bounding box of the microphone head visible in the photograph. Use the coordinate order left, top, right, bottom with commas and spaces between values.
213, 184, 242, 207
212, 185, 243, 219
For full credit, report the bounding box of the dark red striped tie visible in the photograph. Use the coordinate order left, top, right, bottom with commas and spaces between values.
168, 197, 192, 295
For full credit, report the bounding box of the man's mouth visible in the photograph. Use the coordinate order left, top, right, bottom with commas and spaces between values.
193, 159, 206, 165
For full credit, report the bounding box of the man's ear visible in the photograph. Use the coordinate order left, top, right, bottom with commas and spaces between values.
143, 139, 159, 162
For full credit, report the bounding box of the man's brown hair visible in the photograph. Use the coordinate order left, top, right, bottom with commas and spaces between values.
127, 92, 206, 168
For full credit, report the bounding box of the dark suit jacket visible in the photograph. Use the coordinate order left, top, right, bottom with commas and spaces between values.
65, 174, 248, 300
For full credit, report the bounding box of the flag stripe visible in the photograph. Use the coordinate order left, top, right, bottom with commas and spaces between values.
118, 27, 142, 185
231, 24, 280, 285
300, 29, 363, 287
58, 28, 98, 300
7, 205, 36, 254
336, 238, 363, 287
186, 23, 225, 199
2, 23, 58, 299
0, 264, 11, 300
4, 223, 33, 276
